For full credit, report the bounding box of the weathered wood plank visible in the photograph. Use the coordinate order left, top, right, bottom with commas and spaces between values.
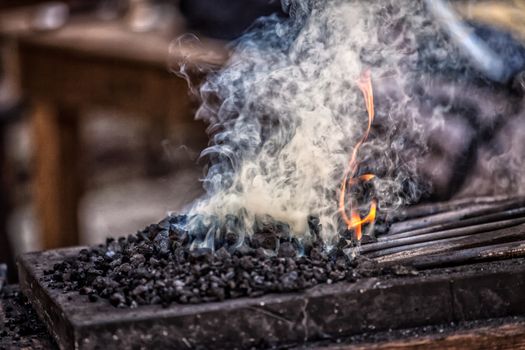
317, 322, 525, 350
31, 102, 81, 249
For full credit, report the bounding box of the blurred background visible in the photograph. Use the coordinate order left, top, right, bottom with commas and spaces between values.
1, 0, 525, 282
0, 0, 283, 281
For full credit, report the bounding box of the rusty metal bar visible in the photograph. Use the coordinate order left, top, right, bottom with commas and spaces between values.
394, 241, 525, 269
387, 197, 525, 235
369, 223, 525, 263
389, 195, 517, 222
379, 207, 525, 242
362, 216, 525, 254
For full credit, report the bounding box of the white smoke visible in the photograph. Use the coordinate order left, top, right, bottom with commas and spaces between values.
183, 0, 483, 245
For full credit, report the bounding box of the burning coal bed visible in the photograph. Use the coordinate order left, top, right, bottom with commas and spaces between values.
43, 195, 525, 309
44, 215, 395, 308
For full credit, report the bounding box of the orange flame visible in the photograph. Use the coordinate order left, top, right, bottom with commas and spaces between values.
338, 69, 377, 242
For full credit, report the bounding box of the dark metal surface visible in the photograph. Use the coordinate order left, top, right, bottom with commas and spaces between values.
364, 217, 525, 254
370, 223, 525, 263
402, 241, 525, 269
365, 196, 525, 267
388, 197, 525, 235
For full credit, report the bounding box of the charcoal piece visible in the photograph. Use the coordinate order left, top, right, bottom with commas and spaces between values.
167, 215, 189, 241
253, 216, 291, 240
307, 215, 322, 239
130, 254, 146, 266
335, 255, 351, 270
116, 263, 131, 275
222, 214, 244, 245
215, 247, 231, 261
280, 271, 299, 290
252, 232, 278, 250
239, 256, 254, 270
153, 230, 171, 256
234, 242, 257, 257
157, 217, 171, 230
168, 214, 187, 227
143, 224, 160, 241
189, 248, 213, 263
135, 243, 154, 257
225, 231, 239, 247
109, 293, 126, 307
173, 247, 187, 264
278, 242, 296, 258
309, 246, 325, 262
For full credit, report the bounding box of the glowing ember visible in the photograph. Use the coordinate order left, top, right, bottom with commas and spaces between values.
339, 69, 377, 242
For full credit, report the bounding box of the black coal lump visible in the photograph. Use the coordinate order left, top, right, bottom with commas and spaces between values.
44, 214, 367, 308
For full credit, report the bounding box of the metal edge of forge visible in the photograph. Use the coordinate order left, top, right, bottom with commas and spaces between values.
18, 248, 525, 350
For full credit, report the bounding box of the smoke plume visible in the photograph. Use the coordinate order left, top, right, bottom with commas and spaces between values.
181, 0, 519, 247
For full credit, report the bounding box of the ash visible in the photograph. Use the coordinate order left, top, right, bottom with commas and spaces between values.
44, 215, 387, 308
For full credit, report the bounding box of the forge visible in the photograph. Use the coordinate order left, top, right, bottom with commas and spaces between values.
12, 1, 525, 349
18, 195, 525, 349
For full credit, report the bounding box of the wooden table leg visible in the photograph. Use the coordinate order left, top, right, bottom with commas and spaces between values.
32, 101, 81, 249
0, 122, 15, 282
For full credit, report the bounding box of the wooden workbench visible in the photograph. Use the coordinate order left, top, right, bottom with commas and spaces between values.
0, 7, 227, 249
